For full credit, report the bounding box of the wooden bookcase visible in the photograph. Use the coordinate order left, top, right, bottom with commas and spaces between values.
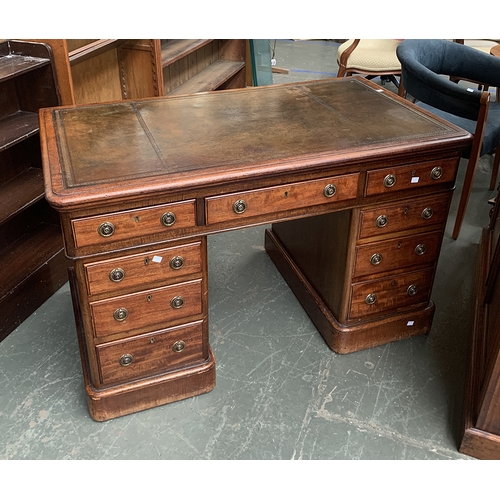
35, 39, 249, 105
0, 40, 69, 341
31, 39, 163, 105
159, 39, 248, 95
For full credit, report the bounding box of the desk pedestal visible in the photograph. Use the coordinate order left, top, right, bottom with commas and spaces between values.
265, 228, 435, 354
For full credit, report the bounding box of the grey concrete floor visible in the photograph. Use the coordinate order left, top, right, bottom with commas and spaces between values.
1, 41, 497, 467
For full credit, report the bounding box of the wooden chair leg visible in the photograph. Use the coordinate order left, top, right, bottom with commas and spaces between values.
490, 147, 500, 190
452, 155, 481, 239
398, 80, 406, 98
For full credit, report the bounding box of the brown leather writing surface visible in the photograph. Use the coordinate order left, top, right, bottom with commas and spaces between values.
47, 78, 467, 201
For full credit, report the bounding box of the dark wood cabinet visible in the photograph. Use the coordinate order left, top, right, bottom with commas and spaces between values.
460, 188, 500, 459
0, 40, 69, 341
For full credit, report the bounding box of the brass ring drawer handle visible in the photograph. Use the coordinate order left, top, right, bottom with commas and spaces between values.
383, 174, 396, 188
172, 340, 186, 352
376, 215, 388, 228
170, 296, 185, 309
370, 253, 382, 266
414, 243, 427, 256
233, 199, 247, 214
98, 221, 115, 237
407, 284, 418, 296
109, 268, 125, 282
421, 207, 434, 220
365, 293, 377, 305
169, 256, 185, 270
119, 353, 134, 366
430, 167, 443, 180
161, 211, 176, 227
113, 307, 129, 321
323, 184, 337, 198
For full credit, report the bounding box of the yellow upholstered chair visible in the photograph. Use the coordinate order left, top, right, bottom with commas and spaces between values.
337, 39, 402, 87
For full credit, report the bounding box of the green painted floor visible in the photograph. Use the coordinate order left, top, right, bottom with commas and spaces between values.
1, 41, 496, 465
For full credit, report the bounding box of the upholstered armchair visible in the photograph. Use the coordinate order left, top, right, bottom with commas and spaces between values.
397, 39, 500, 239
337, 39, 401, 87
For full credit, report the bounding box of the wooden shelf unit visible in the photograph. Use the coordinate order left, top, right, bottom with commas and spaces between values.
33, 39, 249, 105
159, 39, 247, 95
31, 39, 163, 105
0, 40, 69, 341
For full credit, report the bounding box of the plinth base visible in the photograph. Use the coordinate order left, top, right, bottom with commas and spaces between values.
69, 267, 215, 422
265, 229, 434, 354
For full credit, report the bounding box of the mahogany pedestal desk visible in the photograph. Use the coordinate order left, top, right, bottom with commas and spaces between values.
40, 77, 472, 421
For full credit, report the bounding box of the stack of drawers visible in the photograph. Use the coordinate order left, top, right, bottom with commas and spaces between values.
266, 156, 458, 354
67, 201, 215, 420
351, 192, 451, 321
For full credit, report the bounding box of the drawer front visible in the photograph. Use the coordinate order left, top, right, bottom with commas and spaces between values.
90, 279, 203, 338
365, 158, 458, 196
84, 241, 203, 296
353, 230, 442, 278
358, 193, 451, 239
205, 173, 359, 225
349, 268, 434, 320
72, 200, 196, 249
96, 321, 206, 385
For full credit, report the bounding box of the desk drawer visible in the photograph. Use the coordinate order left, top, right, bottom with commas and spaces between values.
365, 158, 458, 196
84, 241, 203, 296
353, 230, 442, 278
90, 279, 203, 338
71, 200, 196, 249
349, 268, 433, 320
96, 321, 206, 385
358, 193, 451, 239
205, 174, 359, 225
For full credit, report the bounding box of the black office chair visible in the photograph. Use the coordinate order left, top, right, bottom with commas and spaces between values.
396, 39, 500, 239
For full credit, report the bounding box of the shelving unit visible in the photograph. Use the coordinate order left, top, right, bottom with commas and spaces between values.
159, 39, 247, 95
31, 39, 163, 105
0, 40, 69, 341
33, 39, 249, 105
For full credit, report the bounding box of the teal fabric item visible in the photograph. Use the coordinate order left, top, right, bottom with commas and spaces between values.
397, 39, 500, 156
416, 100, 500, 157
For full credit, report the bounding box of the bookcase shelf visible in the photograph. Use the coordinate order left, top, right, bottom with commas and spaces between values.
0, 40, 69, 342
160, 39, 247, 96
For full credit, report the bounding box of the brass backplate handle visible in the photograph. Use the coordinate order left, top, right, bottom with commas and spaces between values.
170, 296, 185, 309
233, 199, 247, 214
119, 354, 134, 366
109, 268, 125, 282
98, 221, 115, 237
323, 184, 337, 198
113, 307, 129, 321
421, 207, 434, 220
415, 243, 427, 256
169, 256, 185, 270
383, 174, 396, 188
376, 215, 388, 228
365, 293, 377, 305
161, 211, 176, 227
172, 340, 186, 352
430, 166, 443, 180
